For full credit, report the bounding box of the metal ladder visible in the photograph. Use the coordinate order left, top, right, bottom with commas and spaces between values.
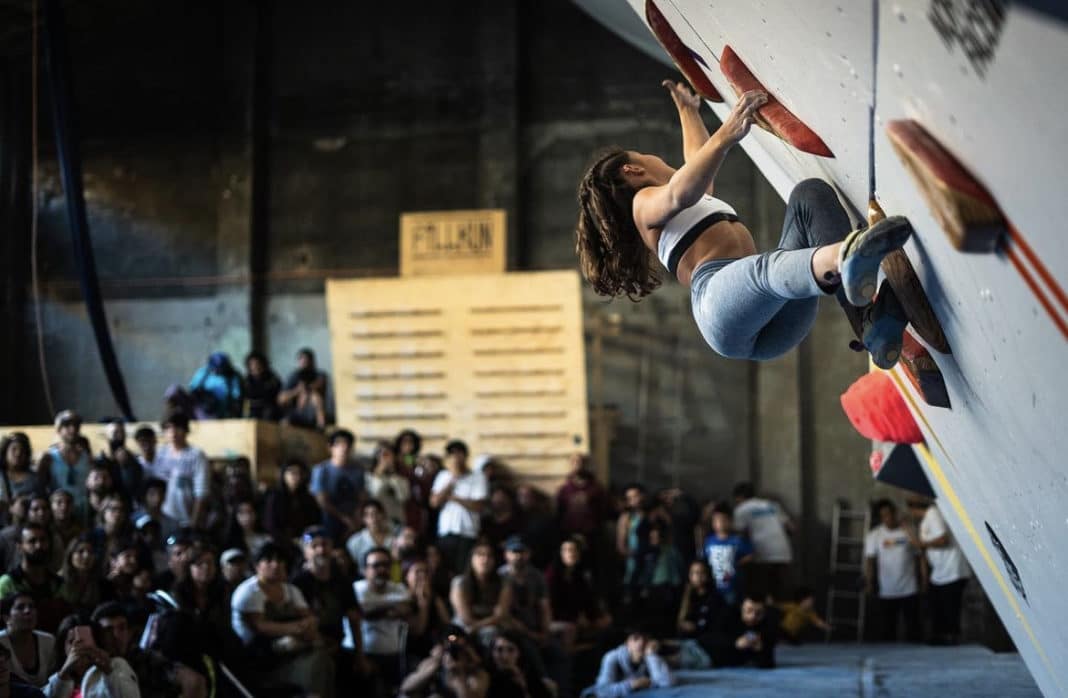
826, 500, 870, 642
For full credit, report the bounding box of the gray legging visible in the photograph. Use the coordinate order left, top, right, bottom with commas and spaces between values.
691, 179, 853, 360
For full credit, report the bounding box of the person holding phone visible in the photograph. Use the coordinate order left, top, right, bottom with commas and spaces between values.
43, 616, 140, 698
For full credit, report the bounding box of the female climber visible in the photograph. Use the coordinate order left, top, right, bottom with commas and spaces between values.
575, 80, 909, 367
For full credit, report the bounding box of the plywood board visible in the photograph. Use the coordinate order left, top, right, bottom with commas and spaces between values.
326, 271, 588, 488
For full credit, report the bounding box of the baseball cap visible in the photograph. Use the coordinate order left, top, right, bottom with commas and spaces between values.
54, 410, 82, 430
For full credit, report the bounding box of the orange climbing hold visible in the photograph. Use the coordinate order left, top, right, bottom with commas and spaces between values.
645, 0, 724, 102
886, 119, 1005, 252
719, 46, 834, 158
840, 371, 923, 444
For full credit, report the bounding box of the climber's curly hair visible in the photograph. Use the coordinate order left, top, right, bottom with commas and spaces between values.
575, 147, 661, 300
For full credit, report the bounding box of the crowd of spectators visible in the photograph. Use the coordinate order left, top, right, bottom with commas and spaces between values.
0, 378, 971, 697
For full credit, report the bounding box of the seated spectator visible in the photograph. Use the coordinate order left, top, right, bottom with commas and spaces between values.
481, 487, 524, 556
701, 595, 779, 669
189, 352, 243, 420
354, 547, 412, 692
389, 526, 421, 582
546, 538, 611, 650
430, 441, 488, 575
94, 496, 135, 563
487, 630, 555, 698
153, 530, 195, 591
346, 500, 397, 578
133, 517, 166, 574
290, 527, 371, 682
425, 543, 452, 603
0, 642, 46, 697
555, 455, 609, 547
48, 492, 82, 553
0, 594, 55, 687
172, 544, 235, 660
311, 429, 365, 543
23, 497, 63, 573
0, 433, 45, 506
99, 421, 142, 502
44, 615, 140, 698
104, 540, 147, 629
732, 482, 794, 601
587, 628, 674, 697
230, 542, 332, 696
57, 535, 113, 615
497, 536, 562, 686
677, 560, 724, 639
243, 351, 282, 421
451, 543, 510, 643
154, 414, 211, 530
262, 459, 321, 545
407, 454, 441, 539
84, 465, 115, 530
702, 501, 753, 606
399, 626, 488, 698
278, 348, 330, 430
219, 549, 251, 595
365, 443, 410, 526
91, 602, 206, 698
0, 524, 67, 634
131, 479, 177, 542
131, 427, 159, 478
403, 557, 451, 661
777, 586, 830, 644
223, 498, 270, 556
0, 497, 31, 573
36, 411, 92, 524
632, 518, 684, 636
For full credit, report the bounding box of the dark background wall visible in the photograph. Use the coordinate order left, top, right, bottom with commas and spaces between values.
0, 0, 885, 594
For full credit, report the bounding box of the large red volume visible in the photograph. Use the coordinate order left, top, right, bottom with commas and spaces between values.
840, 371, 923, 444
719, 45, 834, 158
645, 0, 723, 102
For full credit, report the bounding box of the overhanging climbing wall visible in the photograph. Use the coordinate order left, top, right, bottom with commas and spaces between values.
325, 271, 588, 489
579, 1, 1068, 694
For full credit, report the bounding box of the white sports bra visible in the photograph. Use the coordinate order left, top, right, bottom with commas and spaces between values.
656, 194, 739, 275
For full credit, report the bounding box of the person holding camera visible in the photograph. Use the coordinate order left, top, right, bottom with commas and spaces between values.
399, 626, 488, 698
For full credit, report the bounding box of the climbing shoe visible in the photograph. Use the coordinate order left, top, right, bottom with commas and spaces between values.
856, 280, 909, 369
838, 216, 913, 307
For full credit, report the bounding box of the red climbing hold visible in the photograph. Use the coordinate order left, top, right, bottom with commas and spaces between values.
645, 1, 724, 102
719, 45, 834, 158
840, 371, 923, 444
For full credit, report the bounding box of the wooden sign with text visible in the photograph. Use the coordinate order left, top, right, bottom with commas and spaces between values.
400, 209, 506, 276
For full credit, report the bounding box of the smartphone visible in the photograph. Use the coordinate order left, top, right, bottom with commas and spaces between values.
72, 626, 96, 648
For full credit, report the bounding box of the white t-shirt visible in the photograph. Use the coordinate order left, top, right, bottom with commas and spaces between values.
733, 498, 793, 563
864, 524, 918, 598
0, 629, 55, 686
153, 443, 211, 526
354, 579, 412, 655
432, 470, 488, 539
230, 576, 309, 645
920, 505, 970, 585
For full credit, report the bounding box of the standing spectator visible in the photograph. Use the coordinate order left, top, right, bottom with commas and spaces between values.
365, 443, 410, 527
153, 414, 211, 530
188, 352, 243, 419
262, 459, 321, 545
223, 499, 270, 556
481, 487, 525, 557
546, 538, 612, 650
617, 483, 647, 604
700, 595, 780, 669
732, 482, 794, 601
278, 348, 330, 430
0, 524, 68, 634
702, 502, 753, 605
243, 351, 282, 421
407, 454, 441, 540
131, 427, 160, 478
555, 456, 609, 557
632, 518, 684, 636
131, 479, 177, 542
515, 486, 557, 570
100, 421, 142, 502
450, 542, 511, 645
0, 433, 44, 508
864, 499, 922, 642
354, 547, 412, 692
291, 527, 370, 681
394, 430, 422, 472
659, 488, 701, 569
588, 628, 675, 697
84, 465, 116, 530
230, 542, 331, 696
48, 492, 82, 551
912, 499, 970, 645
311, 430, 365, 543
430, 441, 488, 575
0, 593, 55, 687
346, 500, 397, 577
37, 411, 92, 524
677, 561, 725, 639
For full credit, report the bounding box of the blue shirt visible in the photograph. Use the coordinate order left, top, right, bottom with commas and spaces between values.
310, 460, 365, 537
703, 533, 753, 604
